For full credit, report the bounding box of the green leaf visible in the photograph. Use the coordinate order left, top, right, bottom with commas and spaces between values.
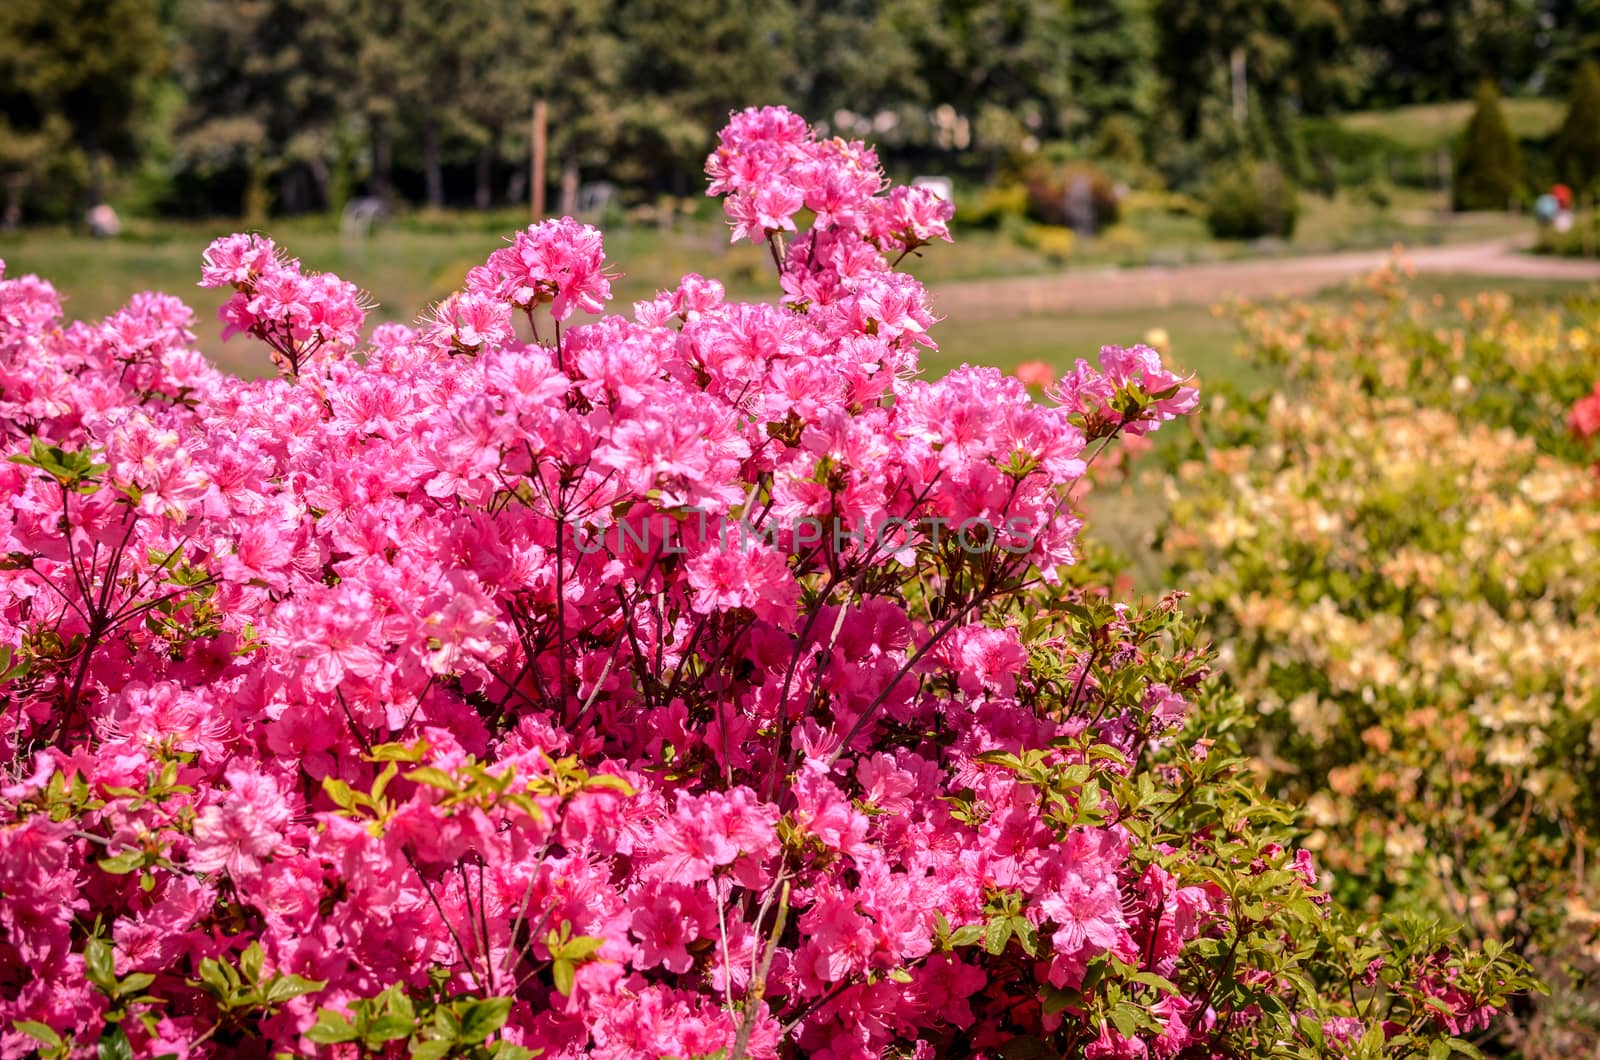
97, 1025, 133, 1060
406, 767, 459, 792
557, 936, 604, 961
304, 1011, 359, 1045
368, 740, 429, 762
1130, 971, 1179, 995
14, 1021, 62, 1048
84, 938, 117, 992
583, 773, 635, 795
551, 958, 576, 996
409, 1039, 453, 1060
239, 942, 264, 984
115, 972, 156, 999
97, 848, 145, 875
363, 1013, 416, 1048
489, 1044, 538, 1060
196, 957, 230, 998
432, 1004, 463, 1039
322, 778, 358, 810
458, 997, 513, 1043
983, 916, 1010, 956
263, 973, 326, 1005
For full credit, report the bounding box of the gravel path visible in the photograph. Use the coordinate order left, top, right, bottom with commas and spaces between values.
929, 238, 1600, 318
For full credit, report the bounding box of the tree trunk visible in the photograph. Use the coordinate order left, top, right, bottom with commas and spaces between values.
84, 137, 104, 209
424, 120, 444, 209
2, 174, 24, 232
307, 156, 333, 213
371, 124, 393, 202
560, 156, 579, 215
243, 153, 271, 226
474, 131, 498, 210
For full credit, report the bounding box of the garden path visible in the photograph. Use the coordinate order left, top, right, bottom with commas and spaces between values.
931, 237, 1600, 318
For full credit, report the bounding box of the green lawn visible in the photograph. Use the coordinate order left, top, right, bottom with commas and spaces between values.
1336, 97, 1564, 150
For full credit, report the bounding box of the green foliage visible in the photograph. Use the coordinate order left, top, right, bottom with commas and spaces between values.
973, 591, 1542, 1056
0, 0, 163, 207
609, 0, 792, 184
1454, 80, 1524, 211
951, 183, 1028, 229
1555, 61, 1600, 194
306, 979, 535, 1058
1204, 160, 1298, 239
1354, 0, 1540, 106
1012, 223, 1076, 264
1067, 0, 1158, 139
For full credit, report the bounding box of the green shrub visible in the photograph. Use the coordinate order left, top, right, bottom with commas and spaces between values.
1555, 61, 1600, 195
1023, 160, 1120, 232
1204, 160, 1299, 240
1013, 222, 1076, 262
1454, 80, 1524, 211
953, 182, 1028, 229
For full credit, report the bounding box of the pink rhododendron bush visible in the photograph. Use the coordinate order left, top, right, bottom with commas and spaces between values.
0, 109, 1533, 1059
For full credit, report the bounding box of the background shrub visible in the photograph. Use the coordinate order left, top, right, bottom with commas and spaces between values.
1142, 272, 1600, 1052
1455, 80, 1525, 210
1023, 160, 1120, 233
1554, 60, 1600, 195
1205, 160, 1300, 239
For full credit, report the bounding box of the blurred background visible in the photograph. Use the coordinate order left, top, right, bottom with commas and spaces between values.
5, 0, 1600, 373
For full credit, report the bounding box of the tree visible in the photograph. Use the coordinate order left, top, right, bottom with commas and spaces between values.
1153, 0, 1353, 148
174, 0, 362, 217
889, 0, 1074, 166
351, 0, 440, 205
1555, 61, 1600, 193
781, 0, 924, 136
0, 0, 165, 207
1537, 0, 1600, 93
513, 0, 626, 212
610, 0, 793, 192
1454, 80, 1523, 210
1350, 0, 1540, 107
1068, 0, 1159, 143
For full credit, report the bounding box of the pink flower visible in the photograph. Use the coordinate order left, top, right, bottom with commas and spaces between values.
188, 766, 293, 878
483, 216, 613, 320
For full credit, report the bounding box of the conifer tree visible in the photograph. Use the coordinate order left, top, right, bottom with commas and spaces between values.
1453, 80, 1523, 211
1555, 60, 1600, 194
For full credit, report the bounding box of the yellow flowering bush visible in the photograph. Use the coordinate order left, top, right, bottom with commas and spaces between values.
1149, 267, 1600, 1048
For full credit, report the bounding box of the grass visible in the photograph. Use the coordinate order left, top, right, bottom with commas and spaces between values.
929, 302, 1250, 389
1336, 97, 1565, 151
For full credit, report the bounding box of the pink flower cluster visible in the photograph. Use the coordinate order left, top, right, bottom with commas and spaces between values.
0, 108, 1510, 1059
200, 235, 371, 375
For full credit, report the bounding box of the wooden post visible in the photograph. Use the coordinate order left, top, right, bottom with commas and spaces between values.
530, 99, 549, 221
1229, 48, 1248, 126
